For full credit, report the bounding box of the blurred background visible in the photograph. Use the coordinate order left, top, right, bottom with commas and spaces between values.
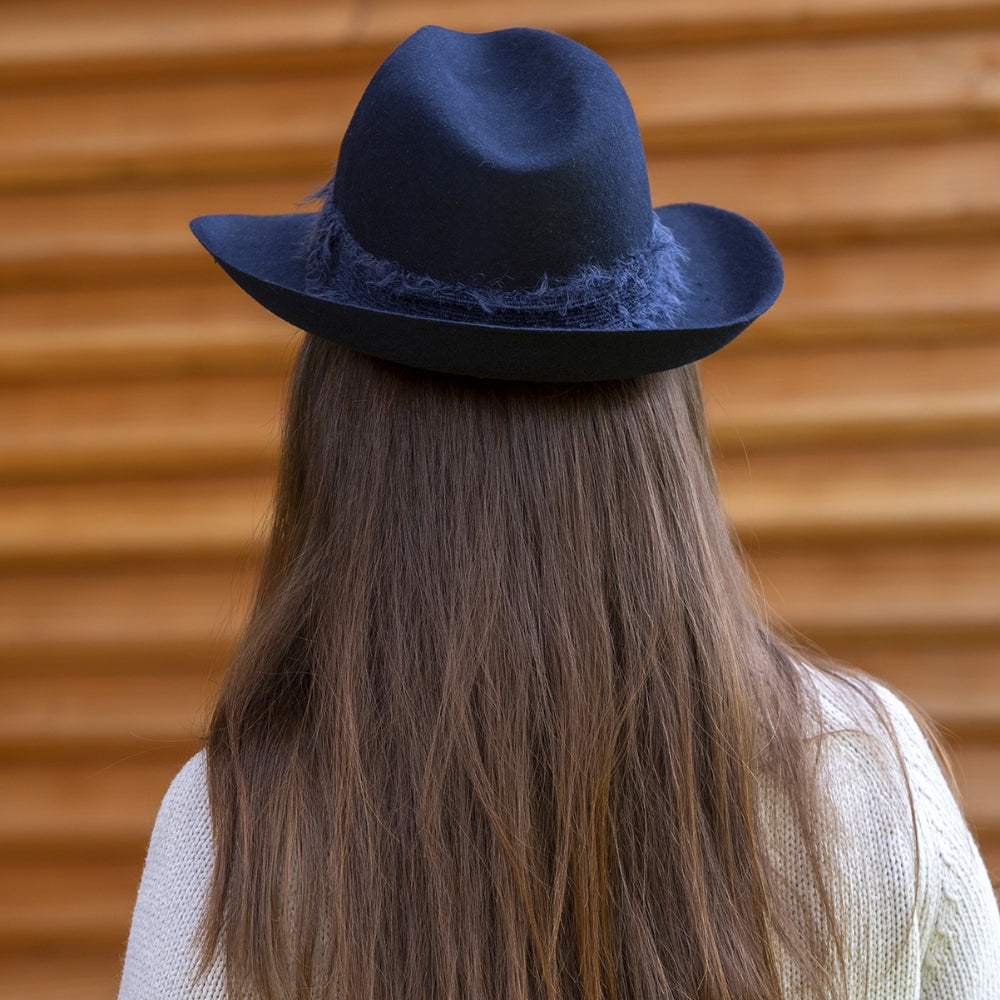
2, 1, 999, 997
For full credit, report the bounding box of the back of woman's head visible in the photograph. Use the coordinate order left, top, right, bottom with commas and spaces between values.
271, 332, 740, 649
204, 336, 844, 1000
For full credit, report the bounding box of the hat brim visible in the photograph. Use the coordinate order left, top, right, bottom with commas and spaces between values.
190, 203, 782, 382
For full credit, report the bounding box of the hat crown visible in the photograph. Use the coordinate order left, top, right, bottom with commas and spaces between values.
331, 26, 653, 289
190, 25, 784, 380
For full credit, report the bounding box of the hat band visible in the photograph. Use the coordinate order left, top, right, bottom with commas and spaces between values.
304, 201, 689, 330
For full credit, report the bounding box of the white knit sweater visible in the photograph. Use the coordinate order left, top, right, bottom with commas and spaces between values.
118, 672, 1000, 999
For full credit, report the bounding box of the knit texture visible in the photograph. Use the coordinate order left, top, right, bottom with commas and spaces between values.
118, 669, 1000, 999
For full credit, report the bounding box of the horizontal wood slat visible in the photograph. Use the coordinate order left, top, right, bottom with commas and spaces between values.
953, 741, 1000, 831
5, 335, 999, 480
0, 374, 284, 482
752, 539, 1000, 633
0, 177, 323, 283
5, 31, 1000, 190
3, 740, 998, 856
0, 565, 255, 652
626, 31, 1000, 148
1, 543, 996, 657
717, 444, 1000, 539
0, 755, 194, 852
0, 672, 214, 750
972, 836, 1000, 886
0, 475, 272, 564
650, 136, 1000, 245
761, 239, 1000, 347
4, 138, 999, 287
3, 443, 1000, 567
4, 239, 998, 380
0, 282, 297, 381
770, 636, 1000, 736
0, 639, 230, 682
0, 858, 144, 945
0, 740, 994, 967
2, 949, 123, 1000
5, 0, 1000, 82
1, 644, 997, 750
2, 1, 998, 987
703, 340, 1000, 449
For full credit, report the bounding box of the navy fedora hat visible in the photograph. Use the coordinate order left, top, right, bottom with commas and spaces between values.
191, 25, 783, 382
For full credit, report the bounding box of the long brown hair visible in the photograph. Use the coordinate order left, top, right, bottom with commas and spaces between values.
203, 335, 856, 999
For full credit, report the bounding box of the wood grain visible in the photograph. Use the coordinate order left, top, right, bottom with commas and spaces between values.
5, 0, 1000, 81
5, 31, 1000, 189
1, 2, 998, 987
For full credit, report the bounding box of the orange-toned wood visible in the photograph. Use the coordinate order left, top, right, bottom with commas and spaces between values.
952, 739, 1000, 833
5, 31, 1000, 189
3, 647, 997, 744
2, 72, 367, 190
650, 136, 1000, 245
751, 538, 1000, 633
0, 281, 298, 381
0, 857, 145, 945
0, 671, 216, 750
4, 243, 998, 376
774, 239, 1000, 322
1, 627, 230, 666
0, 754, 196, 852
2, 1, 999, 988
4, 336, 999, 483
5, 0, 1000, 82
826, 635, 1000, 734
4, 138, 1000, 289
3, 948, 124, 1000
717, 444, 1000, 540
5, 442, 1000, 569
2, 541, 996, 658
0, 738, 995, 966
703, 340, 1000, 449
4, 636, 998, 749
0, 564, 255, 653
0, 475, 272, 564
0, 177, 323, 280
3, 738, 997, 855
0, 373, 284, 482
3, 947, 121, 1000
974, 836, 1000, 891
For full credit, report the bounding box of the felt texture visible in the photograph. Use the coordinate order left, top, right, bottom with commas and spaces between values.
189, 26, 784, 381
305, 194, 689, 329
332, 27, 652, 287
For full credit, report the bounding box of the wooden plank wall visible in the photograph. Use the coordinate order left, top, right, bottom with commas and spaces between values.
2, 1, 999, 996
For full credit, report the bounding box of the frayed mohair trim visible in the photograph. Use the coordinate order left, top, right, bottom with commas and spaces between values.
303, 192, 690, 330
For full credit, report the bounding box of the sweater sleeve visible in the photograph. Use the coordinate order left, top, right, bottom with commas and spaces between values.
873, 685, 1000, 1000
118, 751, 227, 1000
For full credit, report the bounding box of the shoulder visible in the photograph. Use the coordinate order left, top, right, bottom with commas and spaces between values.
801, 663, 947, 793
118, 751, 226, 999
139, 751, 214, 904
802, 665, 969, 844
800, 664, 1000, 996
151, 751, 211, 843
801, 663, 966, 876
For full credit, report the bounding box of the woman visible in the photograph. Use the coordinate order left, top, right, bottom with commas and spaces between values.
119, 26, 1000, 1000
